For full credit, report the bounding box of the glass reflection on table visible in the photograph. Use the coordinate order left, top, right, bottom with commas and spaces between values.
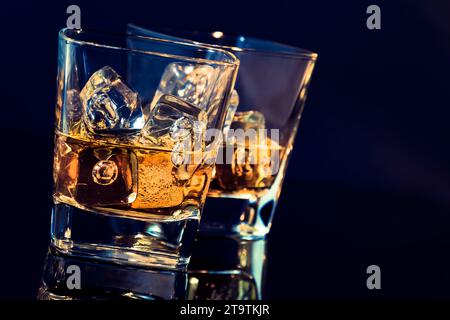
188, 236, 267, 300
38, 237, 267, 300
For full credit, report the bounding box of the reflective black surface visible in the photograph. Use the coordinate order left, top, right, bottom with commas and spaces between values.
38, 236, 267, 300
39, 247, 187, 300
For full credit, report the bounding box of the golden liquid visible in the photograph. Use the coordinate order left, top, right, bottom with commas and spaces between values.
211, 137, 284, 192
53, 131, 212, 220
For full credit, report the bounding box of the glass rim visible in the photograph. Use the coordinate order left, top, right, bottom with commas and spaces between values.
59, 28, 240, 67
127, 25, 318, 61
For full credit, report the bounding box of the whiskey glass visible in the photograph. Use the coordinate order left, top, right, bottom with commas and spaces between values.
51, 28, 239, 270
127, 26, 317, 238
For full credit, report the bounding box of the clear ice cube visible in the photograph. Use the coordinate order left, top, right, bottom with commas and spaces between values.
152, 63, 219, 110
224, 110, 266, 146
142, 94, 207, 149
141, 94, 208, 182
80, 66, 144, 134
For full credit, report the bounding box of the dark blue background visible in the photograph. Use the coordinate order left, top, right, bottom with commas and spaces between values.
1, 0, 449, 299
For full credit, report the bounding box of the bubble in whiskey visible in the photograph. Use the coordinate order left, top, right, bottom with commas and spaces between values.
92, 160, 118, 185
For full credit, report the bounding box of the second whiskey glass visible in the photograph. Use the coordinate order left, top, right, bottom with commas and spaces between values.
127, 26, 317, 238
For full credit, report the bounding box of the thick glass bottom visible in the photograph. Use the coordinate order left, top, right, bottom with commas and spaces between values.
38, 246, 187, 300
200, 189, 276, 239
51, 203, 200, 271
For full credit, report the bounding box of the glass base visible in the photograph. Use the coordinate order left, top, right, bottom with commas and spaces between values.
199, 191, 275, 239
51, 203, 200, 271
188, 236, 267, 299
38, 246, 187, 300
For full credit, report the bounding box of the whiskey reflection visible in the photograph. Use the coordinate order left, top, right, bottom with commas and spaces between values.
188, 236, 267, 300
37, 237, 267, 300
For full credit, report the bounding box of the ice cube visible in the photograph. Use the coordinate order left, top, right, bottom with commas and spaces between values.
153, 63, 219, 110
215, 137, 281, 190
142, 94, 207, 149
65, 89, 85, 135
74, 147, 138, 206
53, 135, 79, 200
230, 110, 265, 131
215, 110, 282, 189
224, 110, 266, 147
141, 94, 208, 183
223, 89, 239, 136
80, 66, 144, 134
131, 149, 184, 209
